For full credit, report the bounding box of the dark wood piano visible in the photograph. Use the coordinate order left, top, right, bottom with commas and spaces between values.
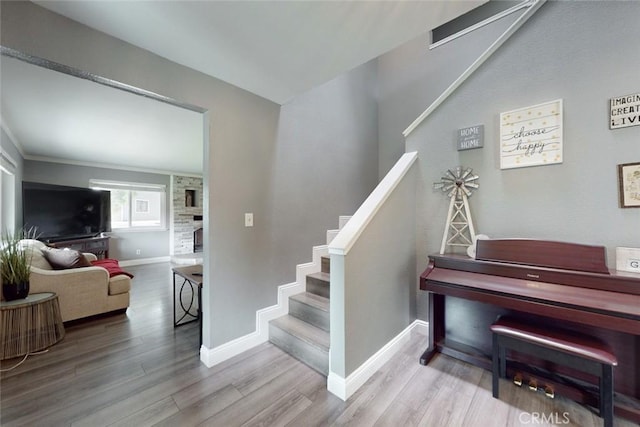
419, 239, 640, 423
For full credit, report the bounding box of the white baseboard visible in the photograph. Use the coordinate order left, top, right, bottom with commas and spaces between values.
411, 319, 429, 336
120, 256, 171, 267
327, 319, 429, 401
200, 245, 327, 368
200, 282, 297, 366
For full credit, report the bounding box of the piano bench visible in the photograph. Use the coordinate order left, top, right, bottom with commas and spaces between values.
490, 317, 618, 427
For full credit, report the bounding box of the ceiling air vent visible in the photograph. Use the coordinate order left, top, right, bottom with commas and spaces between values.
430, 0, 533, 49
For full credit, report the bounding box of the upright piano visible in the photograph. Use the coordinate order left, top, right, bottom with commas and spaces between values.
419, 239, 640, 423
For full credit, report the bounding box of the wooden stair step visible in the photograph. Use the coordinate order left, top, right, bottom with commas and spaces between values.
270, 315, 329, 350
306, 272, 330, 298
321, 256, 330, 274
269, 315, 329, 375
291, 292, 329, 312
289, 292, 329, 331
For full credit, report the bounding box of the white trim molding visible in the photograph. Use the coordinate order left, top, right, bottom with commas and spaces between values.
25, 154, 202, 178
0, 114, 26, 157
1, 46, 207, 114
119, 256, 171, 267
0, 150, 18, 175
403, 0, 546, 137
200, 282, 298, 367
200, 245, 328, 367
328, 319, 429, 401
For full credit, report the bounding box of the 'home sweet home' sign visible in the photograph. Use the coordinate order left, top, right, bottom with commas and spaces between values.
457, 125, 484, 151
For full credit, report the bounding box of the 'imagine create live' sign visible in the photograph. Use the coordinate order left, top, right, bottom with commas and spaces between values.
610, 93, 640, 129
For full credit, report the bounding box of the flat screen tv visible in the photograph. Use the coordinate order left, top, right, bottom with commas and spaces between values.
22, 181, 111, 242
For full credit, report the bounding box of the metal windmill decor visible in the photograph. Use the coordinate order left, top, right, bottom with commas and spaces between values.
433, 166, 479, 254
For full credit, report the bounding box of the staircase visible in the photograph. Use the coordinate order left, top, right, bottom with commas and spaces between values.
268, 216, 349, 376
268, 255, 330, 374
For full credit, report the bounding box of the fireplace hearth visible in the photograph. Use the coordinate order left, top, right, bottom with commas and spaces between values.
193, 227, 203, 253
193, 214, 203, 253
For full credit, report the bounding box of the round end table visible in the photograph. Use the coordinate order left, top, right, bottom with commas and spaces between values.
0, 292, 65, 360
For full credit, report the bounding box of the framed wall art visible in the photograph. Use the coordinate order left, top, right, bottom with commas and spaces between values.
618, 162, 640, 208
500, 99, 563, 169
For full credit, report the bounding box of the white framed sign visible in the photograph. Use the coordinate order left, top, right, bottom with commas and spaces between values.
616, 247, 640, 273
500, 99, 563, 170
610, 92, 640, 129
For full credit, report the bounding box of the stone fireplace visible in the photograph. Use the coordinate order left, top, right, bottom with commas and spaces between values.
171, 175, 203, 256
193, 215, 203, 253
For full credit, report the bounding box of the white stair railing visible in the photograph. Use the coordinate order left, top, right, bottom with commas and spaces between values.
327, 151, 418, 400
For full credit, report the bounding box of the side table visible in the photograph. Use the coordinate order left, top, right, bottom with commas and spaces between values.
0, 292, 65, 360
172, 265, 203, 346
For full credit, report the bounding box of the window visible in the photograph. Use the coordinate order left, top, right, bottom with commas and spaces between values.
90, 180, 166, 230
135, 199, 150, 214
430, 1, 531, 48
0, 151, 17, 234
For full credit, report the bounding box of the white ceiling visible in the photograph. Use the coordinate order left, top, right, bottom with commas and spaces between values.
1, 1, 483, 175
34, 1, 482, 105
1, 56, 204, 175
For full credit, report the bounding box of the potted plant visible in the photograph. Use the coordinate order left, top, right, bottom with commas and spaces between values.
0, 229, 36, 301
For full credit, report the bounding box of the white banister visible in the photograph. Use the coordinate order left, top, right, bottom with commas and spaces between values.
328, 151, 418, 256
327, 151, 418, 400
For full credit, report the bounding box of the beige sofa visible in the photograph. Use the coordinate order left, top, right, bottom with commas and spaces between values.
21, 240, 131, 322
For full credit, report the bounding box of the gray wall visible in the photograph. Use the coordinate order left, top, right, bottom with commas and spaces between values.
1, 2, 379, 348
22, 159, 170, 260
330, 159, 417, 378
377, 7, 522, 179
402, 2, 640, 319
209, 60, 379, 344
266, 60, 379, 294
0, 127, 24, 232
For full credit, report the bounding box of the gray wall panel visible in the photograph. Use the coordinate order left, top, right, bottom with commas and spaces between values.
342, 163, 417, 376
377, 7, 522, 180
403, 2, 640, 320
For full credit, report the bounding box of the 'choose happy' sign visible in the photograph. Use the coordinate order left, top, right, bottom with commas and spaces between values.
500, 99, 563, 170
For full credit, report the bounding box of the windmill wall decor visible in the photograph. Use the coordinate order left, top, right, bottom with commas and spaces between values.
433, 166, 479, 254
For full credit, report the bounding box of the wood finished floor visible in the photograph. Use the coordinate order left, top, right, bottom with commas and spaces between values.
1, 262, 636, 427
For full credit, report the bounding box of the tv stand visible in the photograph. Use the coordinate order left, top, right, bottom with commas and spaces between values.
48, 236, 110, 259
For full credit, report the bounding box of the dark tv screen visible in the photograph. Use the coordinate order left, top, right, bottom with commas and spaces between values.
22, 181, 111, 242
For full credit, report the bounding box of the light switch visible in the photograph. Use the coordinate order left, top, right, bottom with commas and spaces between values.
245, 213, 254, 227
